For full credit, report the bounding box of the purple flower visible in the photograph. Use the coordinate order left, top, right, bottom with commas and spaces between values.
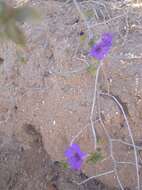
65, 144, 87, 170
89, 33, 113, 60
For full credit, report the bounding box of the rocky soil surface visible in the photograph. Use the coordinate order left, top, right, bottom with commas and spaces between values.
0, 124, 113, 190
0, 0, 142, 189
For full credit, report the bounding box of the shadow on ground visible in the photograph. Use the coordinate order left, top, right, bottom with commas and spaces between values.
0, 124, 116, 190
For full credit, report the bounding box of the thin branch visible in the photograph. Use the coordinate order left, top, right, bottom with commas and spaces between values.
111, 139, 142, 151
117, 161, 142, 168
70, 124, 89, 146
90, 13, 126, 28
73, 0, 93, 39
70, 119, 100, 146
75, 170, 114, 185
110, 140, 124, 190
97, 93, 125, 190
100, 92, 140, 190
90, 61, 104, 150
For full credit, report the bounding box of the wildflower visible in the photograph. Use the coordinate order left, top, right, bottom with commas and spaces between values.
89, 33, 113, 60
79, 31, 84, 36
65, 144, 87, 170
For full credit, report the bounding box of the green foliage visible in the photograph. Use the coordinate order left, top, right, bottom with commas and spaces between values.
79, 33, 87, 43
84, 10, 94, 20
0, 1, 40, 46
97, 138, 107, 145
59, 161, 68, 169
87, 64, 97, 76
87, 151, 103, 165
5, 20, 26, 46
88, 38, 96, 47
13, 5, 40, 23
16, 50, 27, 64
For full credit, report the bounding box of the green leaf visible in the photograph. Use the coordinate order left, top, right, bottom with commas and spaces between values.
88, 38, 96, 47
0, 2, 39, 46
87, 64, 96, 76
16, 51, 27, 64
13, 6, 40, 23
0, 2, 14, 23
90, 57, 100, 65
80, 33, 87, 42
5, 20, 26, 46
20, 56, 27, 64
0, 1, 6, 18
59, 161, 68, 169
84, 10, 94, 20
87, 151, 103, 165
0, 30, 7, 39
97, 138, 107, 145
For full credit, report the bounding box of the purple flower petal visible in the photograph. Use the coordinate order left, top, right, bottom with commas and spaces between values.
102, 33, 113, 46
71, 144, 86, 158
89, 32, 113, 60
64, 144, 87, 170
68, 156, 83, 170
65, 147, 74, 157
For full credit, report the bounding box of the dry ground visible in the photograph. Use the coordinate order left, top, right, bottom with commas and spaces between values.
1, 0, 142, 189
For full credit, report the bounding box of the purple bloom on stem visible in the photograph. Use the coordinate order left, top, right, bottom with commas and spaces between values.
65, 144, 87, 170
89, 33, 113, 60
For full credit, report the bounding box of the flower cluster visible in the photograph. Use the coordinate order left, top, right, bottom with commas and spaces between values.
89, 33, 113, 60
